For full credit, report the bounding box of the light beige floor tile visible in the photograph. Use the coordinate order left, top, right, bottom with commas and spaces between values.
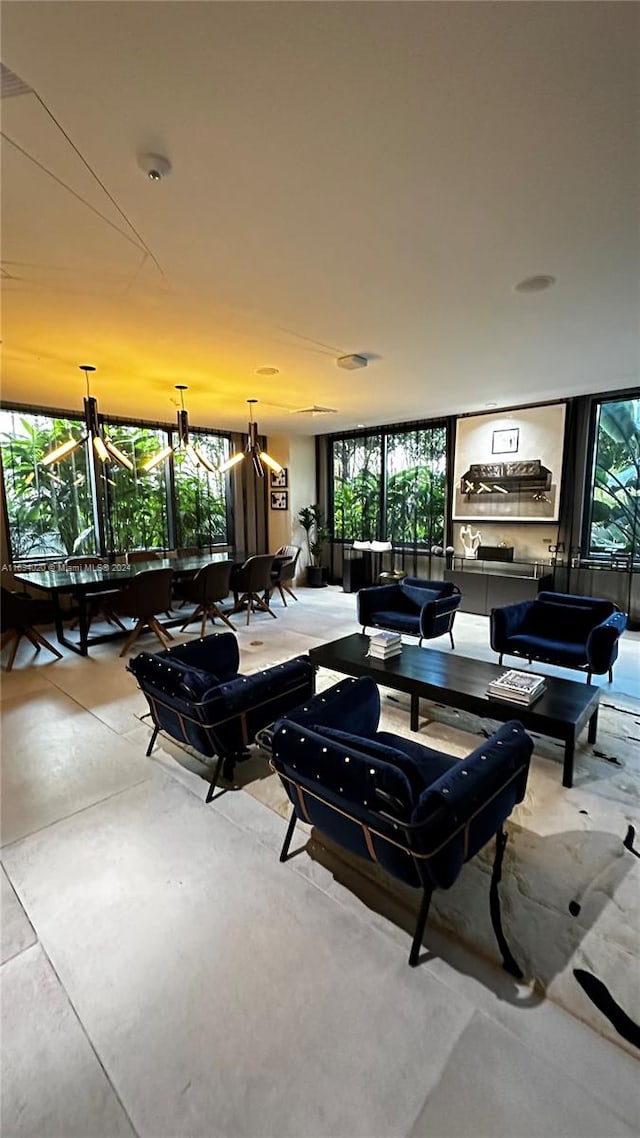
408, 1011, 638, 1138
3, 775, 475, 1138
0, 865, 36, 963
1, 943, 136, 1138
1, 688, 151, 846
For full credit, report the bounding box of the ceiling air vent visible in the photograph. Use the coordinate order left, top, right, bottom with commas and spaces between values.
291, 406, 338, 417
0, 63, 32, 99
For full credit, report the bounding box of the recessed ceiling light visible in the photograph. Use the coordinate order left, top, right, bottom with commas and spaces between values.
485, 402, 498, 409
514, 275, 556, 293
255, 366, 279, 376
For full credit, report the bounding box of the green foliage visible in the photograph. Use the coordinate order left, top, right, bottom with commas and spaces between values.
298, 504, 328, 566
100, 424, 170, 553
331, 426, 446, 547
589, 398, 640, 555
0, 412, 96, 558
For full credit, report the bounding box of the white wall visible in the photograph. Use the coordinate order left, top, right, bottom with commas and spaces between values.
266, 434, 315, 580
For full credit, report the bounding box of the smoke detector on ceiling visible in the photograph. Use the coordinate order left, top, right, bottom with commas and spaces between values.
337, 354, 367, 370
137, 153, 172, 181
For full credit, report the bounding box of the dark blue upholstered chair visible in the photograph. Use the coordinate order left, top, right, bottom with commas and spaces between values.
490, 591, 628, 683
357, 577, 462, 648
271, 676, 533, 969
128, 633, 315, 800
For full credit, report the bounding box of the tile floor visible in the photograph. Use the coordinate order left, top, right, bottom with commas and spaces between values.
1, 587, 639, 1138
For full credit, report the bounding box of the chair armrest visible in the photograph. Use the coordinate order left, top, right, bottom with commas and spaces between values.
419, 592, 461, 636
215, 656, 314, 716
586, 611, 628, 672
357, 584, 399, 623
490, 600, 533, 650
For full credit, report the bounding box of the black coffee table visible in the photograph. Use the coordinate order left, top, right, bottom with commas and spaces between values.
308, 634, 600, 788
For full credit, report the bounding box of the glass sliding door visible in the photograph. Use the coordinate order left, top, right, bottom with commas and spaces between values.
331, 434, 382, 541
385, 425, 447, 548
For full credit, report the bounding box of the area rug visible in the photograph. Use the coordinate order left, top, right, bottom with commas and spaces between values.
140, 675, 640, 1055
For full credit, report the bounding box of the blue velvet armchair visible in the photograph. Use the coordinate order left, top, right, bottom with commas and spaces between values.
271, 676, 533, 969
128, 633, 315, 800
357, 577, 462, 648
490, 591, 628, 683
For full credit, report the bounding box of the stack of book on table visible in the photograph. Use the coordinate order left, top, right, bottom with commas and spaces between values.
367, 631, 402, 660
487, 669, 546, 705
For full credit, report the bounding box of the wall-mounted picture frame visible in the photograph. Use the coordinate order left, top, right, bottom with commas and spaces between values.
270, 490, 288, 511
453, 403, 566, 522
270, 468, 288, 489
492, 427, 519, 455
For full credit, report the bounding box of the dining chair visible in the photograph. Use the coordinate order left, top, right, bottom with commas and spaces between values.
65, 556, 126, 634
229, 555, 276, 625
126, 550, 163, 565
268, 545, 301, 606
1, 586, 63, 671
113, 568, 175, 656
180, 560, 235, 635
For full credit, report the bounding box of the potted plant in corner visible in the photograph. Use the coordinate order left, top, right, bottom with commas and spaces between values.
298, 504, 329, 587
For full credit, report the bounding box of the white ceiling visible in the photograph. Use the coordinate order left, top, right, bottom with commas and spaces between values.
1, 1, 638, 435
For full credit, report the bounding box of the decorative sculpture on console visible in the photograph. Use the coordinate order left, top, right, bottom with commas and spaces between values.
460, 525, 482, 559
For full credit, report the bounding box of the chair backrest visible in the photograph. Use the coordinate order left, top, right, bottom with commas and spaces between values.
188, 560, 232, 604
66, 556, 102, 569
126, 550, 163, 565
116, 568, 174, 617
272, 545, 300, 584
232, 554, 275, 592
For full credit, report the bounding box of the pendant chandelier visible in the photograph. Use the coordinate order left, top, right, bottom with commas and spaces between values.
218, 399, 283, 478
142, 385, 218, 473
42, 366, 133, 470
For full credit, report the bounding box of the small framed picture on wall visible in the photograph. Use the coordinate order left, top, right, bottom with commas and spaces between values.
270, 468, 288, 489
492, 428, 519, 455
270, 490, 288, 511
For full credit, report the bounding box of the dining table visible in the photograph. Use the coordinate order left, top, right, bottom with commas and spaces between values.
13, 550, 236, 657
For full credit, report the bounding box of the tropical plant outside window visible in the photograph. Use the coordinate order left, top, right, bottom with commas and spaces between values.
332, 434, 382, 541
331, 424, 447, 546
385, 426, 446, 546
1, 409, 233, 562
100, 423, 170, 554
173, 433, 230, 549
588, 397, 640, 558
0, 409, 97, 558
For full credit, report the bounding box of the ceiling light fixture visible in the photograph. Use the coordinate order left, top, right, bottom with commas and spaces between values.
42, 366, 134, 470
218, 399, 282, 479
142, 385, 218, 473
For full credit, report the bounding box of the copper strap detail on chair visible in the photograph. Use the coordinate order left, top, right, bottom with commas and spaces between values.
295, 785, 312, 824
240, 711, 249, 747
271, 765, 526, 861
362, 824, 378, 862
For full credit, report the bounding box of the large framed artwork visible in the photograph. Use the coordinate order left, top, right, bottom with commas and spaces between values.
453, 403, 566, 522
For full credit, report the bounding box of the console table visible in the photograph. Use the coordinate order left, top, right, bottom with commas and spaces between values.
444, 557, 554, 616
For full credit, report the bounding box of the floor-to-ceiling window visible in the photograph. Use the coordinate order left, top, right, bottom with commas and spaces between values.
587, 395, 640, 558
1, 406, 233, 562
331, 433, 382, 542
330, 421, 448, 547
0, 409, 97, 559
173, 433, 230, 549
100, 423, 171, 555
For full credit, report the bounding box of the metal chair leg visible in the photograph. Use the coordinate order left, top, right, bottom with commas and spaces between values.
409, 886, 433, 967
279, 810, 298, 862
449, 631, 455, 649
205, 756, 225, 803
489, 826, 523, 979
146, 725, 159, 756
